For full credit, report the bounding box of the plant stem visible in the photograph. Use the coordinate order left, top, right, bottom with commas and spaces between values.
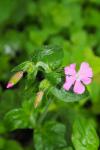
38, 98, 52, 124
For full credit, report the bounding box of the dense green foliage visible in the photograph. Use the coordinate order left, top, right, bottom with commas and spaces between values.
0, 0, 100, 149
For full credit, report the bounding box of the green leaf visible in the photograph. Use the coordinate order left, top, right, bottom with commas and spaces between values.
87, 80, 100, 103
34, 121, 67, 150
4, 140, 23, 150
0, 138, 5, 149
45, 72, 61, 85
62, 147, 73, 150
12, 61, 34, 72
84, 48, 100, 75
29, 28, 48, 46
4, 98, 37, 131
0, 90, 21, 119
72, 118, 99, 150
32, 45, 64, 69
9, 0, 30, 25
51, 87, 89, 102
0, 0, 17, 24
0, 122, 6, 134
1, 30, 24, 52
0, 138, 23, 150
36, 61, 51, 73
85, 8, 100, 28
22, 99, 37, 127
4, 108, 29, 131
90, 0, 100, 4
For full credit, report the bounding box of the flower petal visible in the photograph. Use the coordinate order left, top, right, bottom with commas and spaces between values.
70, 64, 76, 69
82, 78, 92, 85
6, 83, 14, 89
64, 63, 76, 76
63, 76, 75, 91
73, 81, 85, 94
78, 62, 93, 78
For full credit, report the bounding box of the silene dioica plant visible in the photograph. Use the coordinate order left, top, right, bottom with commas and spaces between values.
5, 46, 99, 150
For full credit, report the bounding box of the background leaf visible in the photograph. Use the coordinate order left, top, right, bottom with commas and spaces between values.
32, 45, 64, 69
72, 118, 99, 150
34, 121, 67, 150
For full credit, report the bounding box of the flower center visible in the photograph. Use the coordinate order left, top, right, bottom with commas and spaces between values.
76, 73, 80, 81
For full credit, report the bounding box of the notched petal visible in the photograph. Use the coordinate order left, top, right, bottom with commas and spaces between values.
73, 81, 85, 94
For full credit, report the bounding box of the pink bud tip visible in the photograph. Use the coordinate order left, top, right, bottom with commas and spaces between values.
6, 83, 14, 89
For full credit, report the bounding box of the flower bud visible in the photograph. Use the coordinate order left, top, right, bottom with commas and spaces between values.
34, 91, 44, 108
39, 79, 50, 91
6, 71, 24, 88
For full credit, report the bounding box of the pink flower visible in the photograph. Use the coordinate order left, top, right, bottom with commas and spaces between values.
63, 62, 93, 94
